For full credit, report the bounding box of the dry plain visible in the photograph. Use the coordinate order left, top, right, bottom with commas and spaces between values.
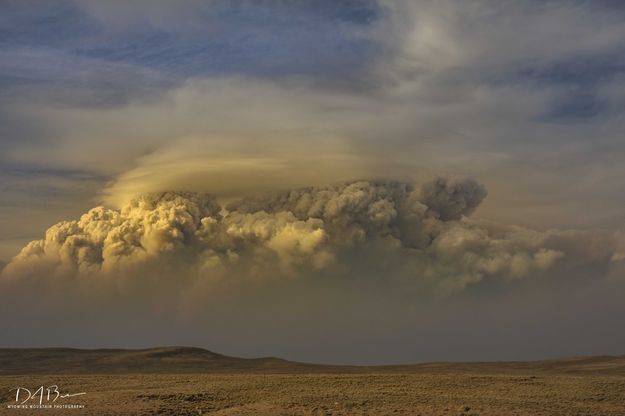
1, 348, 624, 415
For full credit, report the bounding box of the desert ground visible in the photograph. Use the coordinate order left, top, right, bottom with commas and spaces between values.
1, 348, 624, 415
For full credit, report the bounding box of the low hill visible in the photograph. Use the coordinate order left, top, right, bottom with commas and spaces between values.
1, 347, 624, 375
0, 347, 323, 375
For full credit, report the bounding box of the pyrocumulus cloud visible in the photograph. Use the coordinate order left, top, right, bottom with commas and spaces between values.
3, 177, 621, 299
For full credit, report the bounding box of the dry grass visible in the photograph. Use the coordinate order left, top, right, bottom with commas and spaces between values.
2, 372, 625, 415
1, 348, 624, 415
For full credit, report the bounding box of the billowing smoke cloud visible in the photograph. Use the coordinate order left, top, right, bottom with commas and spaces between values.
2, 176, 625, 363
3, 177, 620, 298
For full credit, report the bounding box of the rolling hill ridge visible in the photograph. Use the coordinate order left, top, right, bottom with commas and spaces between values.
1, 347, 624, 375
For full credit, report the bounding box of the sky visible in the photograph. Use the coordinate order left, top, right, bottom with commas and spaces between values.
1, 0, 625, 364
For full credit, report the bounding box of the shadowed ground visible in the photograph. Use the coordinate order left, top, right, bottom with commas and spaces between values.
1, 347, 624, 415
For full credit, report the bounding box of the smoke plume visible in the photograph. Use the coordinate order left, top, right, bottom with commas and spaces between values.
3, 177, 620, 296
2, 176, 625, 363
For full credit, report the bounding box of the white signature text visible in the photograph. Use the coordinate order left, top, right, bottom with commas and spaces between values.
10, 386, 86, 405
